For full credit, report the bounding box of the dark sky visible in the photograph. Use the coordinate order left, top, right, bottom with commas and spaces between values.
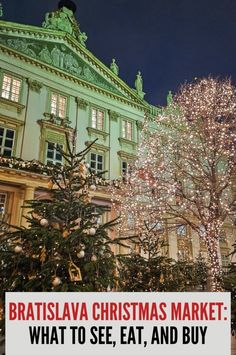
2, 0, 236, 106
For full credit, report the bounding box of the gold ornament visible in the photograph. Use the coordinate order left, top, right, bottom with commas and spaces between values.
62, 230, 70, 238
52, 276, 61, 287
69, 261, 82, 281
28, 273, 37, 280
160, 273, 164, 284
47, 180, 54, 189
40, 246, 46, 263
83, 195, 91, 204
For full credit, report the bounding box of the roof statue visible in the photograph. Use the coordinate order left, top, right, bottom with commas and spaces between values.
167, 90, 173, 106
135, 71, 145, 99
42, 1, 88, 47
110, 59, 119, 76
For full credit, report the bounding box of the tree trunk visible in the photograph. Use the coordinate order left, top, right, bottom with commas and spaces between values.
206, 235, 224, 291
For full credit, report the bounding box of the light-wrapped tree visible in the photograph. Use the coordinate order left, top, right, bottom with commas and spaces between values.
112, 77, 236, 291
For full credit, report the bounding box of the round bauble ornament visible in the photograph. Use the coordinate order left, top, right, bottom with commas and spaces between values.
62, 230, 70, 238
80, 243, 85, 250
90, 185, 96, 191
52, 276, 61, 287
85, 163, 90, 169
91, 255, 97, 262
14, 245, 23, 254
77, 250, 85, 258
47, 180, 54, 189
89, 227, 96, 236
40, 218, 49, 227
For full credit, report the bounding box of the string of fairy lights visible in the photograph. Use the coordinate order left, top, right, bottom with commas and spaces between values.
111, 77, 236, 292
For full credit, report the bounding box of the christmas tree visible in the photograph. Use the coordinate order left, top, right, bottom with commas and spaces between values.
0, 134, 118, 332
117, 223, 208, 292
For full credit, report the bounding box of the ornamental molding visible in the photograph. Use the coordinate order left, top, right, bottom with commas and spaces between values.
117, 150, 136, 160
85, 141, 110, 152
118, 137, 137, 151
0, 22, 151, 111
37, 118, 73, 134
0, 114, 24, 128
27, 78, 43, 93
0, 97, 25, 114
86, 127, 109, 141
75, 97, 89, 110
0, 42, 148, 112
108, 110, 120, 122
43, 112, 71, 128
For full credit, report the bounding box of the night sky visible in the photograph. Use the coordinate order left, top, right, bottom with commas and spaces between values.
2, 0, 236, 106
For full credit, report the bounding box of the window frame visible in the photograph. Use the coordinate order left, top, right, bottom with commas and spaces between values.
0, 126, 16, 157
0, 72, 22, 103
90, 151, 105, 174
121, 118, 133, 141
48, 90, 68, 119
45, 142, 64, 165
90, 106, 106, 132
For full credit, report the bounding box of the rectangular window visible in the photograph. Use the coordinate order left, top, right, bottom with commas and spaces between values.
1, 74, 21, 102
0, 193, 7, 217
91, 108, 104, 130
122, 161, 128, 176
90, 152, 104, 174
0, 127, 15, 157
46, 142, 63, 165
122, 120, 132, 140
50, 93, 67, 118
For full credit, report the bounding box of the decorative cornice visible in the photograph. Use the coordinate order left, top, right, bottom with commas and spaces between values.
38, 118, 73, 133
85, 141, 110, 152
86, 127, 109, 140
0, 21, 152, 111
0, 114, 24, 127
42, 112, 71, 128
118, 137, 137, 150
0, 97, 25, 113
27, 78, 43, 93
117, 150, 136, 160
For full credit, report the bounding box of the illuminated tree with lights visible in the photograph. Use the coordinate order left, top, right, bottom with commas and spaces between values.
112, 77, 236, 291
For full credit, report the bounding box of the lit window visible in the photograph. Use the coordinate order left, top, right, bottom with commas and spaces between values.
122, 120, 132, 140
50, 93, 67, 118
0, 127, 15, 157
1, 74, 21, 102
46, 142, 63, 165
90, 152, 104, 174
91, 108, 104, 130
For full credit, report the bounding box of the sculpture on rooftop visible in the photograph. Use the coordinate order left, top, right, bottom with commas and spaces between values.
110, 59, 119, 76
135, 71, 145, 99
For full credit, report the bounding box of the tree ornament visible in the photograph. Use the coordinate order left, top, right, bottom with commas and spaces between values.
77, 250, 85, 258
90, 185, 96, 191
52, 276, 61, 287
91, 255, 97, 262
69, 261, 82, 281
83, 195, 91, 204
89, 227, 96, 236
160, 273, 164, 284
62, 230, 70, 238
47, 180, 54, 189
14, 245, 23, 254
40, 218, 49, 227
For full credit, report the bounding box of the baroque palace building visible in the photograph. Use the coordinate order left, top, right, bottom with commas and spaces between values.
0, 0, 234, 264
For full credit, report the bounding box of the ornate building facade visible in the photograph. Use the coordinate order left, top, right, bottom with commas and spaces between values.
0, 1, 234, 264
